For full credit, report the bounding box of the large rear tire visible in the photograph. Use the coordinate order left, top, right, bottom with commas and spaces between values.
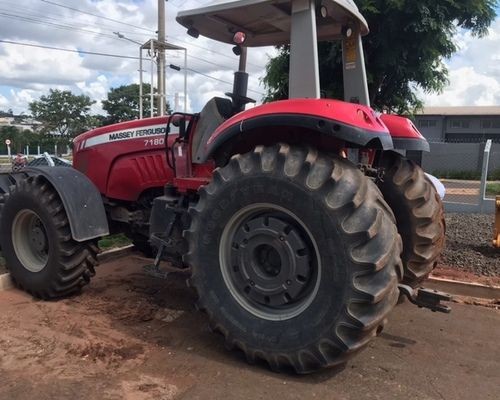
377, 151, 445, 287
0, 176, 98, 299
184, 144, 402, 373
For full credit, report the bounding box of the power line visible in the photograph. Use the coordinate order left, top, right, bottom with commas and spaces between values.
0, 11, 120, 41
13, 0, 266, 70
0, 6, 151, 41
168, 35, 266, 69
0, 39, 139, 60
0, 39, 265, 96
40, 0, 267, 69
40, 0, 155, 34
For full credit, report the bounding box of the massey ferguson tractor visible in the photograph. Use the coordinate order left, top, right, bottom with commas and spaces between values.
0, 0, 448, 373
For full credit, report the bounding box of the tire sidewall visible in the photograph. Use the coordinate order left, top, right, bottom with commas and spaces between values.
193, 174, 353, 351
377, 151, 444, 285
0, 189, 64, 288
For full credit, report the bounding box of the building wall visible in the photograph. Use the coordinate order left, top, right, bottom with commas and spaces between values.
415, 115, 500, 142
415, 116, 445, 141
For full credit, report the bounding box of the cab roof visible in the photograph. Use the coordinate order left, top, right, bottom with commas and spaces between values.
176, 0, 369, 47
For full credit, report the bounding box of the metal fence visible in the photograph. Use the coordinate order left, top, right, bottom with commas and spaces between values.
422, 139, 498, 214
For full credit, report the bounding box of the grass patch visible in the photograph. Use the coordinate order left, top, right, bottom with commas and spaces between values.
432, 169, 500, 181
486, 182, 500, 196
98, 234, 131, 250
432, 170, 481, 180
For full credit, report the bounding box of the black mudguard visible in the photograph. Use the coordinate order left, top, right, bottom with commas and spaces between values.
392, 137, 430, 152
22, 167, 109, 242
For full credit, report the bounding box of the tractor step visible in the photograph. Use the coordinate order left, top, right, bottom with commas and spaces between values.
398, 284, 452, 313
143, 263, 170, 280
142, 235, 171, 279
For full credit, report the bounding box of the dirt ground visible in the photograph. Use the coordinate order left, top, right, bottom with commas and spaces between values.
432, 265, 500, 287
0, 254, 499, 400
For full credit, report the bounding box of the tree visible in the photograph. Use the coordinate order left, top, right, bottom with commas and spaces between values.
0, 126, 38, 153
29, 89, 95, 137
102, 83, 172, 124
262, 0, 497, 114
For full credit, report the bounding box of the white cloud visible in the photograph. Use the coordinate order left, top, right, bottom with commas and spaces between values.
0, 0, 497, 116
422, 18, 500, 107
0, 0, 272, 115
0, 94, 8, 108
423, 67, 500, 106
8, 89, 38, 113
76, 75, 110, 114
0, 42, 91, 88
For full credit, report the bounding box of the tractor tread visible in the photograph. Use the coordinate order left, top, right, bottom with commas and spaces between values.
0, 176, 98, 299
183, 143, 401, 373
377, 151, 445, 287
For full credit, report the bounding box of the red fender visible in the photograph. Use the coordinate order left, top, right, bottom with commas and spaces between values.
194, 98, 394, 163
379, 114, 429, 151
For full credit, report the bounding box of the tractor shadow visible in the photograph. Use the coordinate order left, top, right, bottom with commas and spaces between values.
67, 254, 381, 382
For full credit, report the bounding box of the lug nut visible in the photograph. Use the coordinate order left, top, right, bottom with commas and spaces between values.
286, 280, 292, 285
250, 280, 255, 286
279, 236, 285, 241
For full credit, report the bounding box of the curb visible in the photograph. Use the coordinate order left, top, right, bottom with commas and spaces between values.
0, 245, 136, 292
97, 244, 135, 263
427, 276, 500, 300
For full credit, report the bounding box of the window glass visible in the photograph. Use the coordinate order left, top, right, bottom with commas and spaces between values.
480, 119, 500, 129
450, 119, 470, 129
418, 119, 437, 128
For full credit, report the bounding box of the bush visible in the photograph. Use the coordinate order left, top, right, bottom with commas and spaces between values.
98, 234, 131, 250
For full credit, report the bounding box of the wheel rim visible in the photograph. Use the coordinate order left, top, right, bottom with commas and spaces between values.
219, 203, 321, 321
12, 209, 49, 273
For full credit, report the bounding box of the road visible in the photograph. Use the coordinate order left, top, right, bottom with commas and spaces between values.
0, 255, 498, 400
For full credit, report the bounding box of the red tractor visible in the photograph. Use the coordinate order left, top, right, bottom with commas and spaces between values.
0, 0, 447, 373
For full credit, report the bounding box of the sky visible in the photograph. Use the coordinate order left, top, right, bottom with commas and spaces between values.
0, 0, 499, 116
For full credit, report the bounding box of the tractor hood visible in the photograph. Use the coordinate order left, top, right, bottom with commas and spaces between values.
176, 0, 369, 47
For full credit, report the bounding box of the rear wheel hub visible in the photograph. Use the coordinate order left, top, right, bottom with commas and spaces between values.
12, 210, 49, 273
220, 204, 320, 321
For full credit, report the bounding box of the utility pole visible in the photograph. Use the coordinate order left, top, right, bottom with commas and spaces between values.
157, 0, 166, 116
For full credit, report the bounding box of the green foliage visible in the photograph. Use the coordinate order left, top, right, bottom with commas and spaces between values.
29, 89, 95, 137
0, 126, 37, 153
98, 234, 131, 250
432, 169, 500, 181
486, 182, 500, 196
0, 125, 71, 154
102, 83, 172, 124
262, 0, 497, 114
432, 170, 482, 180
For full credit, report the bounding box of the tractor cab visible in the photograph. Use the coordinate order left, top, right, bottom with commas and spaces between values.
173, 0, 427, 178
177, 0, 370, 104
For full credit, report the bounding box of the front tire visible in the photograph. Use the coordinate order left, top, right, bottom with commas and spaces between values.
184, 144, 402, 373
0, 176, 98, 299
377, 151, 445, 288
